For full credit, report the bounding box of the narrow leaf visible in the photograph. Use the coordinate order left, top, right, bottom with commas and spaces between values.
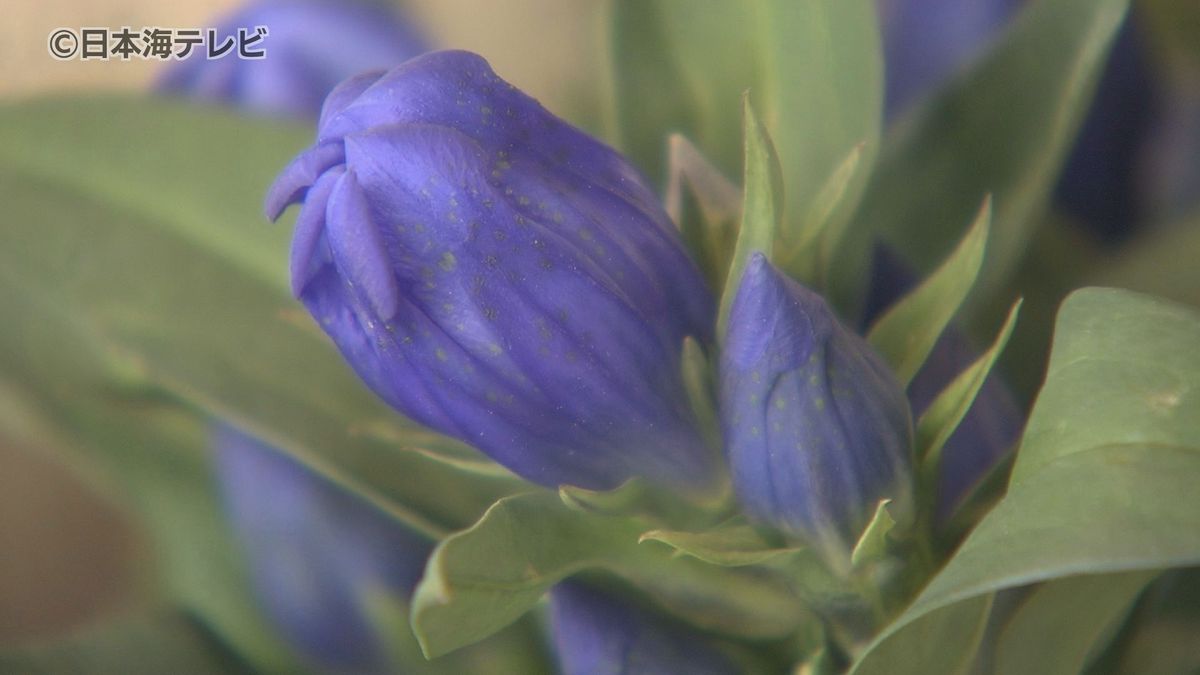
917, 299, 1022, 483
868, 198, 992, 385
993, 571, 1155, 675
717, 95, 784, 339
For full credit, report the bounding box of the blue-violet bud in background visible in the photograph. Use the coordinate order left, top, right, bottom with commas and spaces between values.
213, 425, 432, 670
720, 254, 914, 569
157, 0, 428, 119
550, 582, 741, 675
863, 245, 1024, 522
877, 0, 1022, 119
266, 50, 718, 493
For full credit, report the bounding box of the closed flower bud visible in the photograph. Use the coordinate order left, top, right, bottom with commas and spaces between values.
550, 583, 741, 675
213, 425, 432, 670
266, 50, 717, 492
864, 245, 1022, 522
157, 0, 427, 119
720, 254, 914, 568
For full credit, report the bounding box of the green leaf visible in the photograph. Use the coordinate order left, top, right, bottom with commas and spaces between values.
850, 595, 993, 675
606, 0, 881, 248
916, 299, 1022, 488
753, 0, 881, 244
607, 0, 700, 184
852, 288, 1200, 672
843, 0, 1130, 312
0, 376, 301, 672
605, 2, 754, 178
850, 500, 896, 569
0, 612, 255, 675
664, 134, 742, 292
993, 571, 1154, 675
0, 96, 518, 534
717, 95, 783, 339
780, 143, 866, 288
639, 519, 802, 567
867, 199, 992, 386
410, 492, 811, 658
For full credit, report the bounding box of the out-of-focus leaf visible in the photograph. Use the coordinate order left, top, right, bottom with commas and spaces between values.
1096, 217, 1200, 309
0, 97, 520, 536
608, 0, 700, 185
664, 134, 742, 293
0, 612, 253, 675
780, 143, 865, 288
639, 519, 801, 567
993, 571, 1154, 675
607, 0, 881, 250
842, 0, 1130, 313
850, 595, 993, 675
851, 288, 1200, 672
717, 96, 783, 338
867, 199, 991, 385
410, 492, 810, 658
0, 373, 299, 671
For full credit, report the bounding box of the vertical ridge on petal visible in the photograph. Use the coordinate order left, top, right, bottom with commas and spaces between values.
326, 169, 402, 320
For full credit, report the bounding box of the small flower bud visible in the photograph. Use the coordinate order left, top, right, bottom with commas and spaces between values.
213, 425, 431, 669
266, 51, 717, 493
720, 254, 914, 568
550, 583, 741, 675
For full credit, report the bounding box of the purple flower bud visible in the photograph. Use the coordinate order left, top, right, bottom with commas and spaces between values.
156, 0, 428, 119
864, 245, 1023, 521
878, 0, 1021, 119
213, 425, 432, 670
550, 583, 741, 675
721, 255, 913, 567
266, 51, 717, 493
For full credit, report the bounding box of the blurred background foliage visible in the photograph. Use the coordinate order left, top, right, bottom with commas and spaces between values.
3, 0, 1200, 672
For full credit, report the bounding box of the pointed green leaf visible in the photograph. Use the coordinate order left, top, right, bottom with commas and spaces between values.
717, 95, 784, 339
867, 199, 992, 385
850, 500, 896, 569
411, 492, 810, 658
639, 519, 802, 567
665, 134, 742, 292
606, 0, 881, 254
993, 571, 1154, 675
753, 0, 881, 246
843, 0, 1130, 311
917, 299, 1022, 484
781, 142, 866, 287
852, 288, 1200, 671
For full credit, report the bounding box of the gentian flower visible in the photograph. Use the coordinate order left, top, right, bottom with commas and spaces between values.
550, 582, 742, 675
863, 245, 1023, 521
720, 254, 914, 570
213, 425, 432, 670
266, 50, 717, 493
157, 0, 427, 119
